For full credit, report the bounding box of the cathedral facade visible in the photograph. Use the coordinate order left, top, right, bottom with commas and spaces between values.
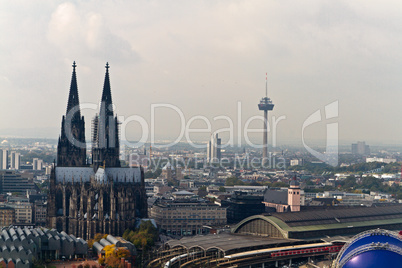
47, 62, 147, 240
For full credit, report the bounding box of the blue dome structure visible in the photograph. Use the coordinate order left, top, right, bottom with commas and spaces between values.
333, 229, 402, 268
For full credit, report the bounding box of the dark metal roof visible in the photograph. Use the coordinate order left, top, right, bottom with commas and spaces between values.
272, 205, 402, 227
264, 189, 288, 204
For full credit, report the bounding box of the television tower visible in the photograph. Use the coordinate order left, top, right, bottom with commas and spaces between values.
258, 73, 274, 166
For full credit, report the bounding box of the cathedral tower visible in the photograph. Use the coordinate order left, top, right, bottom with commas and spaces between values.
92, 63, 120, 171
57, 61, 87, 167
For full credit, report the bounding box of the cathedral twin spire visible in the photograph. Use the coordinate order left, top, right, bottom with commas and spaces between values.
101, 62, 113, 115
93, 62, 121, 171
66, 61, 81, 119
57, 62, 120, 170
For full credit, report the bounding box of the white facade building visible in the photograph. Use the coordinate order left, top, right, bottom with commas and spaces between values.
207, 133, 221, 163
33, 158, 43, 170
10, 151, 21, 170
366, 157, 396, 164
0, 149, 9, 169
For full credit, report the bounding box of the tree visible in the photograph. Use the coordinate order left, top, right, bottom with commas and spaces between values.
340, 176, 358, 190
122, 229, 131, 239
104, 245, 116, 259
219, 186, 226, 192
98, 257, 105, 266
249, 181, 262, 186
306, 180, 315, 186
105, 255, 123, 268
100, 245, 131, 268
270, 182, 288, 188
225, 176, 244, 186
88, 233, 108, 248
122, 221, 158, 267
115, 248, 131, 259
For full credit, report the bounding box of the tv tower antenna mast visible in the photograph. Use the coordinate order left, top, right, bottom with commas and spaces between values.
258, 73, 274, 167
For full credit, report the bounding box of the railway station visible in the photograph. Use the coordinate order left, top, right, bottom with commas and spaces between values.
149, 205, 402, 267
233, 205, 402, 239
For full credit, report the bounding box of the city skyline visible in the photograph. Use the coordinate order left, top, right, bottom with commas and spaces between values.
1, 1, 402, 146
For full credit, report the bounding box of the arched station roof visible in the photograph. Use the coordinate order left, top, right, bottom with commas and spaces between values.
232, 215, 288, 238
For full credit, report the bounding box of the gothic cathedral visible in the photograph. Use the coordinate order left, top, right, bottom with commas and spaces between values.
47, 62, 148, 240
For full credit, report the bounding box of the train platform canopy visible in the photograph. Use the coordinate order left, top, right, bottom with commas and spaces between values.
233, 205, 402, 239
165, 233, 307, 255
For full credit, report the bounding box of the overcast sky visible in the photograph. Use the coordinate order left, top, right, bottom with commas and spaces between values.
1, 1, 402, 147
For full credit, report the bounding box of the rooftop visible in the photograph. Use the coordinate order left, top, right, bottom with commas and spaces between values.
271, 205, 402, 228
166, 233, 299, 254
233, 205, 402, 239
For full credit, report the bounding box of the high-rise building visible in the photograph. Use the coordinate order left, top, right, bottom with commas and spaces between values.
10, 151, 20, 170
351, 141, 370, 155
207, 133, 221, 163
0, 150, 9, 170
32, 158, 43, 171
33, 158, 38, 170
47, 62, 147, 240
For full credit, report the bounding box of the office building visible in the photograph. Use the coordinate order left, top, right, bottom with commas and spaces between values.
6, 200, 32, 224
220, 191, 265, 224
32, 158, 43, 170
0, 170, 35, 194
207, 133, 221, 163
0, 149, 8, 170
150, 199, 226, 236
10, 151, 21, 170
351, 141, 370, 155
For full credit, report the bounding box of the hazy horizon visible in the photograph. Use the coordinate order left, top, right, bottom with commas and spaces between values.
2, 1, 402, 146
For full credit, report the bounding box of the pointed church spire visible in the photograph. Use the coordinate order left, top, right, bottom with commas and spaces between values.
66, 61, 81, 118
101, 62, 113, 115
92, 62, 120, 171
57, 61, 87, 167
